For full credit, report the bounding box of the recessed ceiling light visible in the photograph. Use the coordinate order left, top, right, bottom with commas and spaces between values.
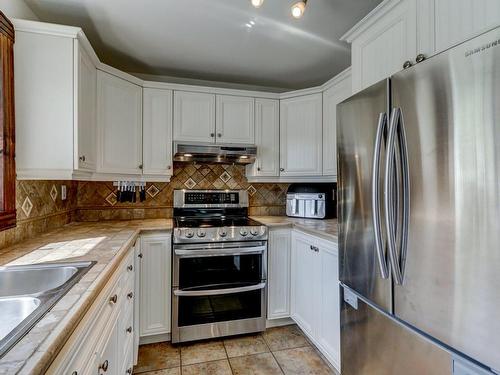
250, 0, 264, 8
249, 20, 256, 25
245, 23, 253, 28
291, 0, 307, 18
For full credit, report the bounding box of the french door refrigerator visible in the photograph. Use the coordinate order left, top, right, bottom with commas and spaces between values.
338, 26, 500, 375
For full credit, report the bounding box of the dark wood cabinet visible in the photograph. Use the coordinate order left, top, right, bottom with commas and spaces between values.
0, 11, 16, 230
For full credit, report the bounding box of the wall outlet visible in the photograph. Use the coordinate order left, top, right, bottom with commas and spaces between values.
61, 185, 67, 200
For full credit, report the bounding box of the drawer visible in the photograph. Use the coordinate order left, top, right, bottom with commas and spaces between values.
118, 304, 134, 364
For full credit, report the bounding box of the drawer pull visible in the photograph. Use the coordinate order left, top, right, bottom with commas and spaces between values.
72, 372, 78, 375
127, 292, 134, 299
127, 264, 133, 271
100, 360, 109, 372
109, 294, 118, 304
126, 368, 132, 374
126, 326, 132, 333
138, 253, 143, 258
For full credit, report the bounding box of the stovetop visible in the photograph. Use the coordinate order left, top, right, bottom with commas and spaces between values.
174, 216, 263, 229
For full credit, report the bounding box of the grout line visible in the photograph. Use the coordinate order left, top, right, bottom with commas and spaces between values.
221, 338, 235, 375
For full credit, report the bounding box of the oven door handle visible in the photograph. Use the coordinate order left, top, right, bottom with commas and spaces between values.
174, 246, 266, 258
173, 282, 266, 297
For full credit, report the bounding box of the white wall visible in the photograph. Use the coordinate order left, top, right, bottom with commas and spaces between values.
0, 0, 38, 21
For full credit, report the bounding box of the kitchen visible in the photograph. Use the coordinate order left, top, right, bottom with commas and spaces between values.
0, 0, 498, 374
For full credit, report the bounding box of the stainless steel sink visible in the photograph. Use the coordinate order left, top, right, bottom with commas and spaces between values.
0, 261, 95, 359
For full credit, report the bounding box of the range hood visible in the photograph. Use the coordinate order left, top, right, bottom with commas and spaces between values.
173, 143, 257, 164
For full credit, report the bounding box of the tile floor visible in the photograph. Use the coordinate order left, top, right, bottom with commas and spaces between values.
134, 324, 339, 375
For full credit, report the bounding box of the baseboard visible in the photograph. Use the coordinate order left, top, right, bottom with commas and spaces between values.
266, 317, 294, 328
139, 333, 171, 345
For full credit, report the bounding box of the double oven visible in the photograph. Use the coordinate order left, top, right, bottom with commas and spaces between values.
171, 190, 268, 343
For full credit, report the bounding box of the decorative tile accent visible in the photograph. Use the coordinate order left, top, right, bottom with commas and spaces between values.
105, 192, 117, 206
21, 196, 33, 217
146, 184, 160, 198
184, 178, 196, 189
50, 185, 58, 202
246, 185, 257, 197
219, 171, 231, 183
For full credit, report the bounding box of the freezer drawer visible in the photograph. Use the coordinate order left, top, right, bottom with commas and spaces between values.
341, 286, 451, 375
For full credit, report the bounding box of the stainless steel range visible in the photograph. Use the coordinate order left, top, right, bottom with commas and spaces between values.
171, 189, 268, 343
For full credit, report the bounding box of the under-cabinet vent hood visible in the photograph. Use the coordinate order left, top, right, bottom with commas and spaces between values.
173, 143, 257, 165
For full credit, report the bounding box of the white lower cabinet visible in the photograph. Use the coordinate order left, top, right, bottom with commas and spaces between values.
290, 230, 340, 370
267, 228, 292, 319
139, 233, 172, 338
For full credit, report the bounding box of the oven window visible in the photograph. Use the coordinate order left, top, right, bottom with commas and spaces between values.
178, 289, 262, 327
179, 254, 262, 289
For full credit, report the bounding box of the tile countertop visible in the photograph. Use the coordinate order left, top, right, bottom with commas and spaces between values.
0, 219, 173, 375
251, 216, 338, 243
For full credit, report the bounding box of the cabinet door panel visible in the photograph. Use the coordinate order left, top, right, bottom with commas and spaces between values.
139, 234, 172, 337
323, 74, 351, 177
143, 88, 173, 175
216, 95, 255, 144
76, 43, 97, 171
173, 91, 215, 143
97, 71, 143, 174
268, 229, 291, 319
280, 94, 323, 176
97, 316, 118, 375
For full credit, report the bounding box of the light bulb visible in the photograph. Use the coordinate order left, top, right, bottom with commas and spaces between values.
251, 0, 264, 8
291, 0, 307, 18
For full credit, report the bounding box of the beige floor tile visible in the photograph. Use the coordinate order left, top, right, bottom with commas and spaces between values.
230, 352, 284, 375
223, 334, 269, 358
273, 346, 335, 375
134, 342, 180, 373
180, 340, 227, 365
263, 325, 309, 351
182, 359, 232, 375
133, 368, 180, 375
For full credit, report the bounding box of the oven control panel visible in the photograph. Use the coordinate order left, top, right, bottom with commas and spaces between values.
185, 192, 239, 205
173, 225, 267, 243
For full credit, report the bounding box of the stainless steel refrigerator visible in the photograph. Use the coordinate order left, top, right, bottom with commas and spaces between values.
337, 26, 500, 375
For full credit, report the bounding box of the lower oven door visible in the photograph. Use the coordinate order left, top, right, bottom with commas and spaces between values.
172, 282, 266, 343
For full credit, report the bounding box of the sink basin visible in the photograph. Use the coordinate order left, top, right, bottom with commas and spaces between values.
0, 297, 41, 342
0, 261, 95, 359
0, 265, 79, 297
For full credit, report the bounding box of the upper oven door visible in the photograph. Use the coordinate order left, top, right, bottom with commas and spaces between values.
173, 241, 267, 289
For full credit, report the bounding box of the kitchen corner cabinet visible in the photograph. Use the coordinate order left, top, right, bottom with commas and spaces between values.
291, 231, 340, 370
139, 233, 172, 338
280, 94, 323, 176
14, 23, 98, 179
97, 70, 143, 175
173, 91, 216, 143
143, 88, 173, 176
216, 95, 255, 144
247, 98, 280, 177
322, 71, 352, 177
267, 228, 292, 319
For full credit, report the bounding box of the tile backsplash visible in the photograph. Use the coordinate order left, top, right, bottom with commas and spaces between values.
76, 163, 289, 221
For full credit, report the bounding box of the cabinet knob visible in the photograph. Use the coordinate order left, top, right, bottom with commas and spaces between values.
217, 133, 222, 137
72, 372, 78, 375
210, 133, 215, 138
127, 264, 133, 271
257, 167, 261, 171
138, 164, 143, 170
127, 292, 134, 299
138, 253, 143, 258
109, 294, 118, 304
403, 60, 413, 69
167, 165, 171, 170
280, 168, 285, 172
79, 155, 86, 162
416, 53, 426, 63
100, 360, 109, 372
126, 368, 133, 374
126, 326, 132, 333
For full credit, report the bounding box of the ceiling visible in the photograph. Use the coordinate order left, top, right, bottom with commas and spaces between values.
26, 0, 382, 90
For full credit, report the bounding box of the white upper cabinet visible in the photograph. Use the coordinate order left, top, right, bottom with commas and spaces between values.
216, 95, 255, 144
173, 91, 216, 143
76, 44, 97, 172
322, 70, 352, 177
97, 70, 143, 175
280, 93, 323, 176
248, 98, 280, 177
143, 88, 173, 176
342, 0, 417, 92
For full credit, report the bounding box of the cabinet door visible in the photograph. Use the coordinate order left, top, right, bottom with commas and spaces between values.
351, 0, 417, 92
173, 91, 215, 143
248, 98, 280, 177
97, 70, 143, 174
216, 95, 255, 144
317, 242, 341, 369
143, 88, 173, 176
139, 234, 172, 337
76, 43, 97, 171
280, 94, 323, 176
322, 74, 351, 177
268, 228, 291, 319
291, 232, 319, 336
97, 317, 119, 375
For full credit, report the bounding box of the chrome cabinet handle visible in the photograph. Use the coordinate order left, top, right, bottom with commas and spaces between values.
79, 155, 86, 162
127, 292, 133, 299
415, 54, 425, 63
403, 60, 412, 69
126, 369, 132, 374
109, 294, 118, 304
138, 253, 143, 258
372, 112, 389, 279
174, 282, 266, 297
100, 360, 109, 372
309, 245, 319, 252
127, 264, 133, 271
126, 326, 132, 333
280, 168, 285, 172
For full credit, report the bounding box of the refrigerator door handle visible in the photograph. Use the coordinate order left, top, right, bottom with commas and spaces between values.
371, 112, 389, 279
385, 108, 404, 285
397, 108, 410, 282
